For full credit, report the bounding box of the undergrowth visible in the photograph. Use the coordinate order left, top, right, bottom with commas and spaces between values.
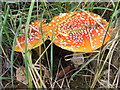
0, 1, 120, 89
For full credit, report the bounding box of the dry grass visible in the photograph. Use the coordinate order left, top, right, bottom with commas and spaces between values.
0, 1, 120, 89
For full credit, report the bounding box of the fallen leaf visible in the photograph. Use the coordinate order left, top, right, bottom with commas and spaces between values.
16, 66, 28, 85
57, 65, 72, 78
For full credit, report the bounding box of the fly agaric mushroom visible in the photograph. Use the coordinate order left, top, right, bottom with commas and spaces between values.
47, 11, 112, 52
14, 20, 48, 52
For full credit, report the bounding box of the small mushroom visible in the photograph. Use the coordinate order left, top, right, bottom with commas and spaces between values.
14, 20, 48, 52
47, 11, 112, 52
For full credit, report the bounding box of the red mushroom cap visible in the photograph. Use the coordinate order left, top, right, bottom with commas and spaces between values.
14, 20, 48, 52
47, 11, 112, 52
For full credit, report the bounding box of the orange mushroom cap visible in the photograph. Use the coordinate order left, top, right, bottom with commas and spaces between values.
14, 20, 48, 52
47, 11, 112, 52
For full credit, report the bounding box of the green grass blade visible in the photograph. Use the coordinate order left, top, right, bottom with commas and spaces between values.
3, 4, 12, 46
10, 19, 22, 87
0, 77, 11, 79
70, 53, 99, 81
0, 7, 3, 89
50, 41, 53, 79
23, 0, 35, 88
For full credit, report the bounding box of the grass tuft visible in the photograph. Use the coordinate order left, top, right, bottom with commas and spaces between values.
0, 1, 120, 89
